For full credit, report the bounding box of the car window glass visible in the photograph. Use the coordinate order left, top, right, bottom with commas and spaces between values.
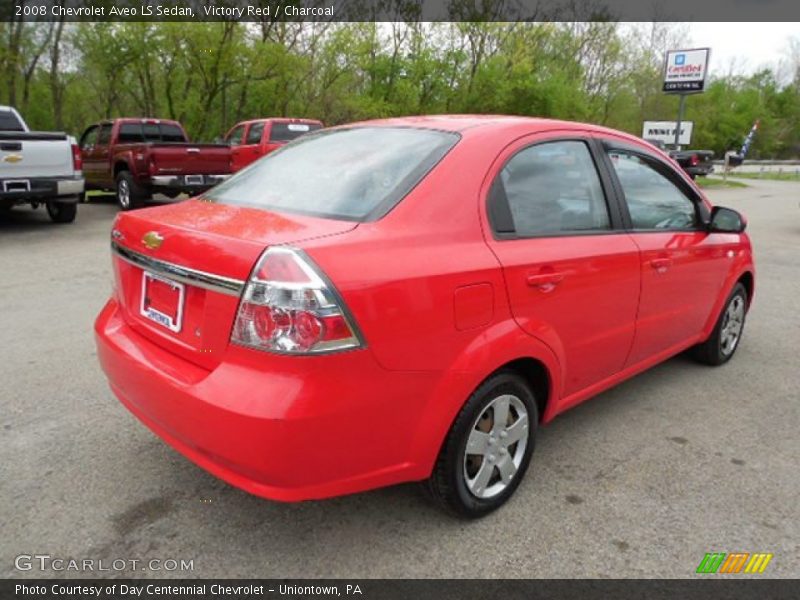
205, 127, 458, 221
227, 125, 245, 145
0, 111, 25, 131
160, 124, 185, 142
80, 127, 98, 149
498, 140, 610, 236
608, 151, 698, 230
96, 124, 112, 145
270, 122, 322, 142
246, 122, 265, 145
118, 123, 144, 143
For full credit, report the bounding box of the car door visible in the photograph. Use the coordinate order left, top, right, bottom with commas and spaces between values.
483, 134, 641, 399
78, 126, 99, 185
238, 121, 266, 168
599, 139, 730, 366
226, 124, 248, 172
92, 123, 114, 188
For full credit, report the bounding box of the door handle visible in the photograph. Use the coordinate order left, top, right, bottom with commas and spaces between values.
650, 257, 673, 273
526, 272, 565, 291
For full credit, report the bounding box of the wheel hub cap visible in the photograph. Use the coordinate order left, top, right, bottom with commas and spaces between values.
463, 394, 529, 499
720, 295, 745, 356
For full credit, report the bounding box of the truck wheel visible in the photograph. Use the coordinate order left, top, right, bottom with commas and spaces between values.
46, 201, 77, 223
116, 171, 146, 210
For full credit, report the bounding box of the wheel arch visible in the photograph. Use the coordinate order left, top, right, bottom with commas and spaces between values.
406, 321, 561, 479
113, 160, 131, 177
737, 270, 754, 308
701, 267, 755, 338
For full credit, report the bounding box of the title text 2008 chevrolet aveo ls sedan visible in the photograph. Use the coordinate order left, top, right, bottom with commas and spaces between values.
95, 116, 754, 517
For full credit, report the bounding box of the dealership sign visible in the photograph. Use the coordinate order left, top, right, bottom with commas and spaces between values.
663, 48, 710, 93
642, 121, 694, 145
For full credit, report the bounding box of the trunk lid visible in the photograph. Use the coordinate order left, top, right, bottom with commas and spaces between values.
147, 143, 231, 176
110, 199, 357, 370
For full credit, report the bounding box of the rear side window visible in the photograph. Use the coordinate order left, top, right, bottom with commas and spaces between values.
205, 127, 459, 221
608, 150, 698, 230
0, 111, 25, 131
269, 122, 322, 142
495, 140, 610, 236
245, 122, 264, 144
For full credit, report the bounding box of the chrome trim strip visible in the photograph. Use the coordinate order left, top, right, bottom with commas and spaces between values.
111, 241, 245, 297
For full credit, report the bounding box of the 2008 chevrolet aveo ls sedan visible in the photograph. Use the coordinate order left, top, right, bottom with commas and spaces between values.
95, 116, 754, 517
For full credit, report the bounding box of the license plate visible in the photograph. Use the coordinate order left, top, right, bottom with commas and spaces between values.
3, 179, 30, 193
140, 271, 184, 333
185, 175, 204, 185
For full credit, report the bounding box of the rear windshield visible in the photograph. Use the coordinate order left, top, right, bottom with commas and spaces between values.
204, 127, 459, 221
118, 122, 186, 143
269, 122, 323, 142
0, 111, 25, 132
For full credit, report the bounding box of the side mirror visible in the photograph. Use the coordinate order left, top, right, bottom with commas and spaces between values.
709, 206, 746, 233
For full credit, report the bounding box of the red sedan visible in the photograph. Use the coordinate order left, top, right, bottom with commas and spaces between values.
95, 116, 754, 517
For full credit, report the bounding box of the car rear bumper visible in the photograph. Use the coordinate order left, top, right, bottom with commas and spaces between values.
94, 298, 435, 501
0, 175, 84, 202
687, 165, 714, 176
149, 174, 229, 194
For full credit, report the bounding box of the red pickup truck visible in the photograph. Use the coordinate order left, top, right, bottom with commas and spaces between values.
224, 118, 323, 172
80, 118, 231, 209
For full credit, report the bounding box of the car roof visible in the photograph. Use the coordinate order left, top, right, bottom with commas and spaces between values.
340, 114, 642, 144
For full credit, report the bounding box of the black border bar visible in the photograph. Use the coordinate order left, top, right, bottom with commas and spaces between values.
3, 579, 799, 600
2, 0, 800, 22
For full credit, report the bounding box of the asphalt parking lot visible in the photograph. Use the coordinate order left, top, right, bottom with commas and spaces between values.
1, 181, 798, 579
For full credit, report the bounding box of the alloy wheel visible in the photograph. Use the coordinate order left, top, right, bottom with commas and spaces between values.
463, 394, 529, 499
720, 295, 745, 356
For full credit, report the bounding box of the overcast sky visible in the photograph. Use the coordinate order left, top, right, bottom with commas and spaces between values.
688, 22, 799, 77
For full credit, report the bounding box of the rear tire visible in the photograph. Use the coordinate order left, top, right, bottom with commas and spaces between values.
691, 283, 747, 366
425, 371, 538, 518
45, 200, 77, 223
116, 171, 147, 210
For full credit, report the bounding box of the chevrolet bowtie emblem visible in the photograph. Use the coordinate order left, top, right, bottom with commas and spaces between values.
2, 154, 22, 163
142, 231, 164, 250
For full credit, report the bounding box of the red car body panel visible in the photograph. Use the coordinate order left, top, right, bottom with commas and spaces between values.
95, 115, 755, 502
225, 118, 323, 172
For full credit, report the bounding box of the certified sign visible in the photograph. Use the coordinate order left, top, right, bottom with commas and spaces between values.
663, 48, 710, 93
642, 121, 694, 146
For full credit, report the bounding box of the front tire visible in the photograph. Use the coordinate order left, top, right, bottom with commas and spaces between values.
691, 283, 748, 366
115, 171, 147, 210
45, 200, 77, 223
425, 371, 538, 518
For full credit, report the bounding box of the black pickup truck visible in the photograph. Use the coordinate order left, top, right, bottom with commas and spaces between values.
645, 139, 714, 180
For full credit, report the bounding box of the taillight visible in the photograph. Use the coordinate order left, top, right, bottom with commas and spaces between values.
690, 154, 699, 166
71, 144, 82, 172
231, 247, 363, 354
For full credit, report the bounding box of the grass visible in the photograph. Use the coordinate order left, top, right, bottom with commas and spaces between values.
724, 171, 800, 182
695, 177, 748, 189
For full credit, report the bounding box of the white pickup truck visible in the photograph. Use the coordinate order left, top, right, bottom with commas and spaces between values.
0, 106, 84, 223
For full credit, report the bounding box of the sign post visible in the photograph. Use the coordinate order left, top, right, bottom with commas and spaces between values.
662, 48, 710, 150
